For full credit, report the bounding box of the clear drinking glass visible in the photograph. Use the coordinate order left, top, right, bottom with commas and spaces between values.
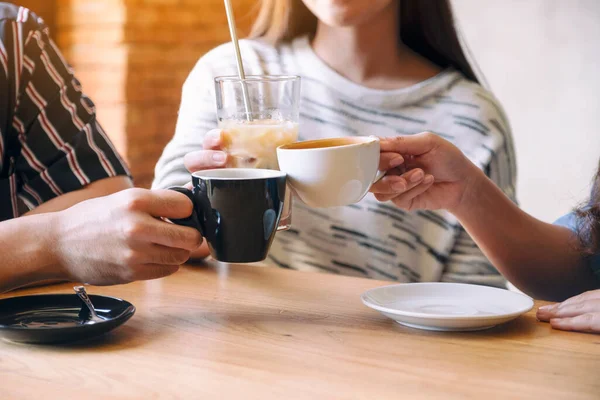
215, 75, 301, 230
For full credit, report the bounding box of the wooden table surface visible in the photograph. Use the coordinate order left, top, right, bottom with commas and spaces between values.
1, 262, 599, 400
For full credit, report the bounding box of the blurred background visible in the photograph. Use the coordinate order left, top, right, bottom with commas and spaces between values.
17, 0, 600, 223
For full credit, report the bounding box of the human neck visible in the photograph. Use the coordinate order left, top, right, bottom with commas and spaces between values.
310, 2, 441, 90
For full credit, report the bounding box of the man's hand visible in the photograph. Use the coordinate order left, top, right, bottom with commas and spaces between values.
182, 129, 229, 260
52, 188, 203, 285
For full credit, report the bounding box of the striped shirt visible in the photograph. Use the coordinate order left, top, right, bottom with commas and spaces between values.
0, 4, 129, 222
153, 37, 517, 287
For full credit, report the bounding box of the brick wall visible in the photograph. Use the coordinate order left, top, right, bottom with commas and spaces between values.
55, 0, 129, 169
121, 0, 257, 187
25, 0, 257, 187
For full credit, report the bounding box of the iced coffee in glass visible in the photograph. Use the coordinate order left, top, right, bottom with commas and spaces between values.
215, 75, 300, 230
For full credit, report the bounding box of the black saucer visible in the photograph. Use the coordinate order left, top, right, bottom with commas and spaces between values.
0, 294, 135, 344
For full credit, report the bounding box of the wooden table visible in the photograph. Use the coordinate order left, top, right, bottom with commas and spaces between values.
1, 263, 599, 400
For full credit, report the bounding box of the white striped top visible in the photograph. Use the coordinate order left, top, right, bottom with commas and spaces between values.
153, 37, 517, 287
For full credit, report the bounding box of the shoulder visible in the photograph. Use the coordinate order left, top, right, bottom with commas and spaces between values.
554, 211, 600, 281
0, 5, 46, 35
0, 5, 51, 62
431, 72, 517, 189
0, 3, 20, 20
554, 212, 580, 232
443, 75, 510, 128
437, 73, 514, 154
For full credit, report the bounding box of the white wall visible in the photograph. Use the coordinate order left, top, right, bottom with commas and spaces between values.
452, 0, 600, 222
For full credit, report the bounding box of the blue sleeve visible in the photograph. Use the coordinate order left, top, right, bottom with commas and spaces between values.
554, 212, 600, 283
554, 212, 579, 232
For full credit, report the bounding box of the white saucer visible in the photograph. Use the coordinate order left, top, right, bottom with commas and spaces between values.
361, 283, 534, 332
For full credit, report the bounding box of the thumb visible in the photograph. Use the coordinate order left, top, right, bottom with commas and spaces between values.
380, 132, 438, 156
202, 129, 225, 150
144, 189, 195, 220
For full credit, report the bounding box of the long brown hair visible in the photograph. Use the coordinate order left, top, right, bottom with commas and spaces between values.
250, 0, 480, 83
576, 162, 600, 255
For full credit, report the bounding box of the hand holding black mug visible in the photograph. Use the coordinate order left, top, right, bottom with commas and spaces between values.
169, 169, 287, 263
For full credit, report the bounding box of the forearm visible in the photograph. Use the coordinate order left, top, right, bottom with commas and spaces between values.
453, 169, 597, 301
26, 176, 131, 215
0, 213, 67, 293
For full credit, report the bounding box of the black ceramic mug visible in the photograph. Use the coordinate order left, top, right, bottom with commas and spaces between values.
169, 169, 287, 263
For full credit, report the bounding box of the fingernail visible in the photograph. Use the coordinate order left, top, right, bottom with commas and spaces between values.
550, 318, 565, 327
212, 152, 226, 163
392, 180, 406, 191
389, 156, 404, 168
539, 305, 552, 311
423, 175, 434, 184
410, 170, 424, 183
209, 136, 221, 147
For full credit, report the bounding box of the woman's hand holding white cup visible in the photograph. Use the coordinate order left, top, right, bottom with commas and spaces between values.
276, 136, 431, 208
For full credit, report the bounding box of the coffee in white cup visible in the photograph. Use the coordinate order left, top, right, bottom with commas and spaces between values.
276, 136, 384, 208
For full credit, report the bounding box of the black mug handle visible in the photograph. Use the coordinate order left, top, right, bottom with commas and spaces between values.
168, 187, 202, 231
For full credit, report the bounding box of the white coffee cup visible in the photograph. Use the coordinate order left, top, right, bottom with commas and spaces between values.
276, 136, 384, 208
